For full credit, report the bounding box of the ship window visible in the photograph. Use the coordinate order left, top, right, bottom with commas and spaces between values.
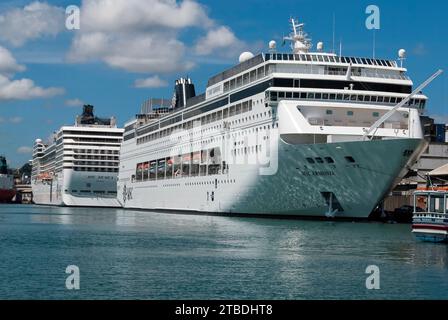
283, 54, 288, 60
390, 97, 397, 104
343, 94, 350, 101
311, 55, 317, 61
307, 93, 315, 99
350, 95, 356, 101
229, 105, 236, 116
323, 56, 330, 62
373, 112, 380, 117
243, 73, 249, 85
358, 95, 364, 102
230, 79, 236, 90
315, 157, 324, 163
293, 92, 300, 98
383, 97, 390, 103
257, 67, 264, 79
326, 110, 333, 115
336, 94, 343, 100
361, 58, 367, 64
347, 111, 354, 116
250, 70, 257, 82
345, 156, 356, 163
305, 54, 312, 61
235, 104, 242, 114
270, 92, 278, 101
286, 92, 292, 98
315, 93, 322, 99
224, 82, 229, 92
236, 76, 242, 87
299, 54, 306, 61
325, 157, 334, 163
377, 96, 384, 103
317, 55, 323, 62
306, 157, 315, 164
329, 93, 336, 100
322, 93, 329, 99
300, 92, 307, 99
371, 96, 377, 102
294, 79, 300, 87
365, 95, 371, 102
396, 97, 402, 103
289, 54, 294, 60
279, 92, 285, 98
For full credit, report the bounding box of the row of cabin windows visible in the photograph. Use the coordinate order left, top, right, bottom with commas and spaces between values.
269, 91, 426, 108
73, 167, 119, 172
223, 66, 271, 93
137, 100, 254, 145
306, 156, 355, 164
265, 53, 396, 67
134, 148, 225, 182
72, 149, 119, 155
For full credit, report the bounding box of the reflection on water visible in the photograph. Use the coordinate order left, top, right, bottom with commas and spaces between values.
0, 204, 447, 299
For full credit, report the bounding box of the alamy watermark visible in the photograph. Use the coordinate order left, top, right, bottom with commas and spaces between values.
66, 5, 80, 30
65, 265, 80, 290
365, 265, 380, 290
365, 5, 380, 30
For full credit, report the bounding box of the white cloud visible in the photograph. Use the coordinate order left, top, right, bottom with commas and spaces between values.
67, 0, 245, 73
134, 75, 168, 88
16, 146, 33, 154
80, 0, 212, 32
0, 74, 64, 101
0, 46, 26, 76
0, 45, 64, 102
65, 98, 84, 107
195, 26, 245, 57
9, 116, 23, 124
0, 1, 65, 47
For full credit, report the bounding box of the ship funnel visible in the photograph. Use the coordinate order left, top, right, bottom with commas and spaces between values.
173, 78, 196, 109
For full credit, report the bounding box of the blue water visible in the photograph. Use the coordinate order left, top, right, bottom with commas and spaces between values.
0, 204, 447, 300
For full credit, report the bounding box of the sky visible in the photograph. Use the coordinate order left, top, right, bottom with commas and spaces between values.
0, 0, 447, 168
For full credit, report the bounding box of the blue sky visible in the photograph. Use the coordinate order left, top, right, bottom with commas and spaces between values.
0, 0, 447, 168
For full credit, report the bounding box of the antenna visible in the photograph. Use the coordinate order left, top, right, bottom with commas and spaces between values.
339, 38, 342, 56
363, 69, 444, 140
372, 29, 376, 59
332, 13, 336, 54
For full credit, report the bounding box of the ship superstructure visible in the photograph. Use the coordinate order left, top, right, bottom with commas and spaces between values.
31, 105, 124, 207
117, 18, 436, 218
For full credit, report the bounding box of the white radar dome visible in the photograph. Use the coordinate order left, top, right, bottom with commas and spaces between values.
239, 51, 255, 63
398, 49, 406, 58
35, 138, 42, 144
317, 42, 324, 51
269, 40, 277, 50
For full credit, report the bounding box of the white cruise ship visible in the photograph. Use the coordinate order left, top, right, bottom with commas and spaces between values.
31, 105, 124, 207
117, 18, 439, 219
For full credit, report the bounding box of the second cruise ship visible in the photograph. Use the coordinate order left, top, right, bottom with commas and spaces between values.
32, 105, 124, 207
117, 18, 439, 219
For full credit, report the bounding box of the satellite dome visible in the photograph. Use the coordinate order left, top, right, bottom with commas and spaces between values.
398, 49, 406, 58
35, 138, 42, 144
317, 42, 324, 51
269, 40, 277, 50
239, 52, 254, 63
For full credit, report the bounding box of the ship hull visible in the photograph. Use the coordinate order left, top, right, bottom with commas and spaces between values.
32, 169, 120, 207
0, 174, 15, 202
118, 137, 424, 219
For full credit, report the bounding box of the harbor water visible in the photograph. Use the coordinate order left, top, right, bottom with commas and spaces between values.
0, 204, 447, 300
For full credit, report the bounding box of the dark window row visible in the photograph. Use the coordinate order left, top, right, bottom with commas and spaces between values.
265, 53, 396, 68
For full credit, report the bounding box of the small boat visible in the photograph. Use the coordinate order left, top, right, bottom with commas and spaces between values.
412, 190, 448, 243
